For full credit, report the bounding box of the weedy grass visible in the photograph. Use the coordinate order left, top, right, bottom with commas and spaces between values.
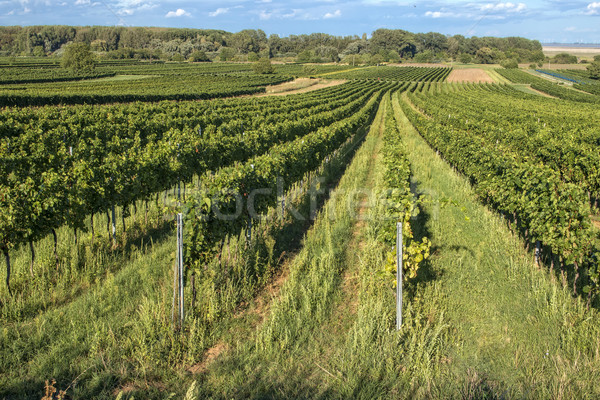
193, 94, 453, 399
3, 88, 600, 399
389, 91, 600, 398
0, 102, 372, 399
197, 90, 600, 399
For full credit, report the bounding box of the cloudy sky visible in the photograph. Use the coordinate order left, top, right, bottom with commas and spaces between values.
1, 0, 599, 43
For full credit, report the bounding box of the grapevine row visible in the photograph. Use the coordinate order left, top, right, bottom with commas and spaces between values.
401, 90, 599, 297
0, 82, 390, 293
182, 86, 390, 273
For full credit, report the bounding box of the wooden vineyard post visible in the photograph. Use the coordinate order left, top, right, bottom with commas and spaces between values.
396, 222, 403, 330
534, 241, 541, 268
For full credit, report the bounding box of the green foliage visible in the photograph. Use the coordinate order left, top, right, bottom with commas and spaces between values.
322, 66, 451, 81
171, 53, 185, 62
301, 64, 317, 75
314, 45, 340, 62
296, 50, 313, 63
184, 87, 386, 273
368, 54, 384, 65
376, 94, 430, 284
552, 52, 578, 64
0, 81, 386, 291
413, 50, 433, 63
188, 50, 210, 62
498, 68, 600, 103
219, 47, 236, 61
247, 51, 259, 62
404, 83, 600, 296
252, 57, 274, 74
0, 62, 294, 106
500, 58, 519, 69
475, 47, 498, 64
587, 61, 600, 79
32, 46, 45, 57
103, 47, 161, 60
370, 28, 416, 58
458, 53, 472, 64
388, 50, 400, 63
0, 26, 545, 66
60, 42, 96, 71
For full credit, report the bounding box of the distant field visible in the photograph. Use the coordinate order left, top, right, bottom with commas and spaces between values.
446, 68, 493, 83
519, 63, 589, 70
543, 45, 600, 60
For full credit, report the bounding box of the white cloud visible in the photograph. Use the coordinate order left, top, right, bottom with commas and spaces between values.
74, 0, 89, 4
208, 7, 229, 17
480, 2, 527, 13
283, 9, 299, 18
323, 9, 341, 18
424, 10, 458, 18
259, 10, 272, 19
165, 8, 190, 17
425, 2, 527, 20
587, 2, 600, 14
425, 11, 441, 18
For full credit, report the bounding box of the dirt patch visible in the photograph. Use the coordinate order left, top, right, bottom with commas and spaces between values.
250, 251, 293, 321
446, 68, 494, 83
188, 342, 228, 375
113, 381, 166, 396
255, 78, 346, 97
591, 215, 600, 230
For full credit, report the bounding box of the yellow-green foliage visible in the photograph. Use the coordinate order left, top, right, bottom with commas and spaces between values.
376, 92, 430, 284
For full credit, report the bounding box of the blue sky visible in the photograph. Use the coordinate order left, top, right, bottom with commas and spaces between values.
1, 0, 599, 43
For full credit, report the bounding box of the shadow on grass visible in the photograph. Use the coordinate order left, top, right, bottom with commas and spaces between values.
188, 132, 370, 400
1, 216, 176, 324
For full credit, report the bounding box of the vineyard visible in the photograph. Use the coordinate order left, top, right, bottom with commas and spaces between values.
404, 82, 600, 298
322, 65, 452, 81
1, 61, 600, 399
497, 68, 600, 102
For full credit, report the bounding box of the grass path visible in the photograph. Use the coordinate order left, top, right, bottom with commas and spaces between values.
5, 88, 600, 399
485, 68, 512, 84
196, 94, 390, 399
0, 92, 383, 400
392, 92, 600, 398
196, 90, 600, 399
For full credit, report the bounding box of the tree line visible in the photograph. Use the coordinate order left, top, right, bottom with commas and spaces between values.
0, 26, 545, 64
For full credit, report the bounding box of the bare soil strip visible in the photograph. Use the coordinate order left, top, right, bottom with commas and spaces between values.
255, 78, 346, 97
446, 68, 494, 83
